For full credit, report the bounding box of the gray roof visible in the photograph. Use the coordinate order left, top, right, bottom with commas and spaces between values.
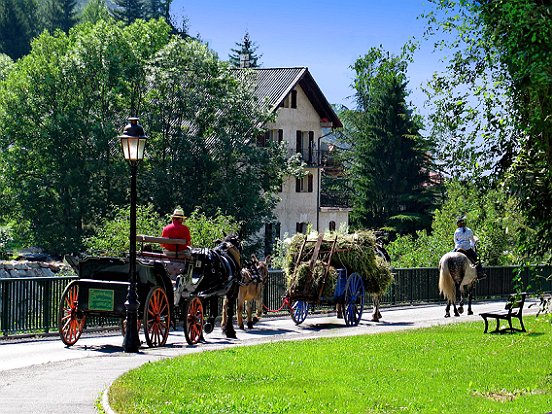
248, 67, 343, 128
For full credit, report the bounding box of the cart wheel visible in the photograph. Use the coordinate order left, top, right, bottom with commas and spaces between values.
58, 282, 86, 347
184, 297, 204, 345
143, 287, 170, 348
344, 273, 365, 327
291, 300, 309, 325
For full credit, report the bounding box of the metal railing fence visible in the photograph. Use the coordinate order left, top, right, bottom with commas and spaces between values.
1, 265, 550, 338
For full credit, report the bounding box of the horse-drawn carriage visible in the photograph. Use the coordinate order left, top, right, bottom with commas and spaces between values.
58, 235, 242, 347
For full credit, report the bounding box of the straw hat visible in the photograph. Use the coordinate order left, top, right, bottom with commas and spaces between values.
171, 208, 186, 219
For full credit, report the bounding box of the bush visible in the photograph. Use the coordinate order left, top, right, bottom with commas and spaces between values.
83, 204, 240, 256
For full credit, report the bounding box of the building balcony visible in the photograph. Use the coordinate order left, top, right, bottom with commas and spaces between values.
288, 148, 341, 168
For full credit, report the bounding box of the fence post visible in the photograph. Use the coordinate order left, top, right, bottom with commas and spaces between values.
2, 280, 9, 337
43, 280, 51, 334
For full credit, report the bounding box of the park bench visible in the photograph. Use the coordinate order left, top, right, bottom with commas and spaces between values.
480, 292, 526, 333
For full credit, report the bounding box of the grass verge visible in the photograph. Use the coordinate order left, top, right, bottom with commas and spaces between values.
108, 317, 552, 413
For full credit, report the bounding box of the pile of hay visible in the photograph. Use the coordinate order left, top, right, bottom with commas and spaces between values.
284, 231, 393, 299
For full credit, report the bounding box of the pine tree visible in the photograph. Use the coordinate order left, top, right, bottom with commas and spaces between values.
79, 0, 111, 24
0, 0, 40, 60
110, 0, 145, 25
144, 0, 172, 20
228, 31, 262, 68
344, 46, 437, 235
42, 0, 78, 33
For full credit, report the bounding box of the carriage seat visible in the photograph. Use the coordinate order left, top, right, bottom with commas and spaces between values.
136, 235, 190, 259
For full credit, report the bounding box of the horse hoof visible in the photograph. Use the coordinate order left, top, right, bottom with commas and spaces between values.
226, 331, 237, 339
238, 324, 245, 330
247, 322, 254, 329
468, 310, 473, 315
252, 317, 259, 324
445, 313, 450, 318
458, 306, 464, 314
454, 312, 460, 317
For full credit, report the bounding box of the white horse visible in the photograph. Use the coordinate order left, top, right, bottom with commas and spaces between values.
438, 252, 478, 318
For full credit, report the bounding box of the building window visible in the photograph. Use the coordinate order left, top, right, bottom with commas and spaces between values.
264, 222, 281, 256
295, 130, 315, 163
296, 222, 308, 234
329, 221, 336, 232
280, 89, 297, 109
258, 129, 283, 147
295, 173, 313, 193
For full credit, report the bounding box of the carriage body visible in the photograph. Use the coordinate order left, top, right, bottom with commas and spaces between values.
58, 255, 175, 347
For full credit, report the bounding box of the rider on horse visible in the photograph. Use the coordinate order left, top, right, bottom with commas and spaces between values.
454, 216, 484, 278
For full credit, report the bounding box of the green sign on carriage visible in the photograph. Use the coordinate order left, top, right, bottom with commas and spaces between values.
89, 288, 115, 311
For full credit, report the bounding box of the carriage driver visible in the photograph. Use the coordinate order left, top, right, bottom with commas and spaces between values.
454, 216, 483, 277
161, 208, 192, 258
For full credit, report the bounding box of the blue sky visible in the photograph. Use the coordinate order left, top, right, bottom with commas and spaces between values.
170, 0, 441, 113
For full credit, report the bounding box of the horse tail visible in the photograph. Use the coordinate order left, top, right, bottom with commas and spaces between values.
438, 255, 456, 302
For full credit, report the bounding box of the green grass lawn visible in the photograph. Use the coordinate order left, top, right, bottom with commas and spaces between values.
108, 317, 552, 414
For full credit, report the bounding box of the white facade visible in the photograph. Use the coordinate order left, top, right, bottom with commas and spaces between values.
262, 81, 349, 244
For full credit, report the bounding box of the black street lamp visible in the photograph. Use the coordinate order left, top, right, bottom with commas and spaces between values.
119, 117, 147, 353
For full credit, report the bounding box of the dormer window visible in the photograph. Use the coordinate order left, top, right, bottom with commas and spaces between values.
280, 89, 297, 109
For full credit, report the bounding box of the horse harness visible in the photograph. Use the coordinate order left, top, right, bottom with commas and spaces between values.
239, 261, 267, 287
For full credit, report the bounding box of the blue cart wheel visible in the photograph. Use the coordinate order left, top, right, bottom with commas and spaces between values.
291, 300, 309, 325
344, 273, 365, 327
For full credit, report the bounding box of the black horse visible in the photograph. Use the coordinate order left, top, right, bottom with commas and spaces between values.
182, 235, 243, 339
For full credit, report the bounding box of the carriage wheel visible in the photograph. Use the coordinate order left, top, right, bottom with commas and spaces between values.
344, 273, 365, 327
291, 300, 309, 325
184, 297, 204, 345
58, 282, 86, 347
143, 287, 170, 348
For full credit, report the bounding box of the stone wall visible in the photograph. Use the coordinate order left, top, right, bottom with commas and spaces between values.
0, 261, 75, 278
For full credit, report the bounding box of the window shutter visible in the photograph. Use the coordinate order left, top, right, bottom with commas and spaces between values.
296, 131, 302, 153
308, 131, 314, 162
296, 178, 301, 192
291, 90, 297, 108
278, 129, 283, 143
308, 174, 313, 192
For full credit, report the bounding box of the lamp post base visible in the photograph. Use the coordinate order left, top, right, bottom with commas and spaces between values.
122, 282, 141, 353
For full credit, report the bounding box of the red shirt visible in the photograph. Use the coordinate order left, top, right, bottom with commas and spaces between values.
161, 220, 191, 251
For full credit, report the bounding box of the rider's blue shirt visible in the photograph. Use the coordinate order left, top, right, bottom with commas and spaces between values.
454, 226, 475, 250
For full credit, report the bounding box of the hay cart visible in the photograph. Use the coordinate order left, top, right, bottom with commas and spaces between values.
286, 234, 365, 327
58, 235, 234, 348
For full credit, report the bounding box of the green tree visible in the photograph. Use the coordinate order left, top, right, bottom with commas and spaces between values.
387, 179, 531, 267
0, 0, 40, 60
79, 0, 112, 24
0, 19, 171, 253
110, 0, 145, 24
0, 19, 285, 255
142, 39, 282, 242
41, 0, 78, 33
342, 45, 438, 235
144, 0, 171, 20
424, 0, 552, 258
228, 31, 262, 68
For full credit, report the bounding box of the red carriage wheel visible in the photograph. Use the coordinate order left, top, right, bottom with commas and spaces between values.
143, 287, 170, 347
58, 282, 86, 346
184, 297, 204, 345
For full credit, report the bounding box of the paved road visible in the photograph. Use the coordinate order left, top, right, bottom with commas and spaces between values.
0, 301, 536, 414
